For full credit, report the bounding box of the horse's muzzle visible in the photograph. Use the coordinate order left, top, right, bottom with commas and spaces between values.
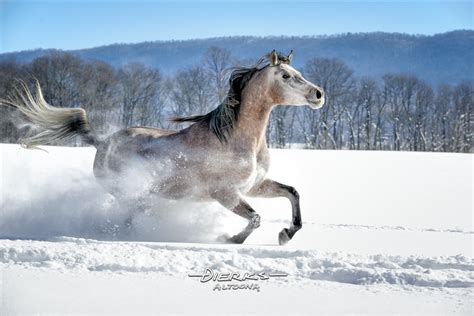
307, 88, 325, 109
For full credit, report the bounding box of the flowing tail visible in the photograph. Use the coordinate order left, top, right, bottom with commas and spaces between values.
1, 81, 99, 149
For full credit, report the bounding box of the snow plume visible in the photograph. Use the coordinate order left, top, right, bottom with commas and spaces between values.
0, 144, 232, 242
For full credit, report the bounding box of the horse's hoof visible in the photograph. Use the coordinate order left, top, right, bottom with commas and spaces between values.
278, 228, 291, 245
216, 234, 230, 243
217, 233, 244, 244
216, 233, 231, 243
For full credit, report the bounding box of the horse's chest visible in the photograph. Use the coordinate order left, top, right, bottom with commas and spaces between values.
253, 162, 269, 185
240, 150, 269, 192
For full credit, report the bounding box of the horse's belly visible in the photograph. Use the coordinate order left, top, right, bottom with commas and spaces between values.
150, 174, 211, 201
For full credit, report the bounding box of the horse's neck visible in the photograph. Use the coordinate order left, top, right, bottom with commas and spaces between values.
233, 98, 273, 151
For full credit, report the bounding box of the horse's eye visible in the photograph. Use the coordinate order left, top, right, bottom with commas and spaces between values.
282, 73, 291, 79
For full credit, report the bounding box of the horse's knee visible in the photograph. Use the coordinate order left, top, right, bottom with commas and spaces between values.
287, 186, 300, 200
250, 214, 261, 228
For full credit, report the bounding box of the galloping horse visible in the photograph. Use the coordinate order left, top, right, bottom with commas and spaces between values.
3, 50, 324, 245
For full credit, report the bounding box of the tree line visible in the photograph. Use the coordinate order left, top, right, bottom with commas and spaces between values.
0, 47, 471, 152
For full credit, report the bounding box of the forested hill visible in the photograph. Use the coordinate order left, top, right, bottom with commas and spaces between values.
1, 30, 472, 85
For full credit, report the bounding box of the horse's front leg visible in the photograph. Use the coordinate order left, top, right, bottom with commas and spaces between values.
247, 179, 301, 245
211, 191, 261, 244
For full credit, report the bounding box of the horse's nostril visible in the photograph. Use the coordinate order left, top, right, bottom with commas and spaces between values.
316, 89, 322, 99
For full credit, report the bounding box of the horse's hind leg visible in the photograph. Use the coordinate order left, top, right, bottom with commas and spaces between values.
121, 197, 148, 230
104, 184, 148, 232
212, 192, 261, 244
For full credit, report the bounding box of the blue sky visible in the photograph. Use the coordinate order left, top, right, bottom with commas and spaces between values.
0, 0, 472, 53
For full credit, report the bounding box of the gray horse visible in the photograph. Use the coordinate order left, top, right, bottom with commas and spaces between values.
3, 50, 324, 245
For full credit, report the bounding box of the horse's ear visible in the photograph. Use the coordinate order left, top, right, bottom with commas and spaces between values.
269, 50, 279, 66
287, 50, 293, 64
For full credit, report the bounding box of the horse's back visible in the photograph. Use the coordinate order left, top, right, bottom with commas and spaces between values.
123, 127, 179, 138
105, 126, 179, 149
93, 126, 179, 178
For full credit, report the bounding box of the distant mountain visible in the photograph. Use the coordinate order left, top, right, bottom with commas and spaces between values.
1, 31, 472, 85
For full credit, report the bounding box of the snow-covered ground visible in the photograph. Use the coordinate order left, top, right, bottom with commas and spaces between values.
0, 143, 472, 314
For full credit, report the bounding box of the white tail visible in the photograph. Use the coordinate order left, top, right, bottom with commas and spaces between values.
1, 81, 98, 149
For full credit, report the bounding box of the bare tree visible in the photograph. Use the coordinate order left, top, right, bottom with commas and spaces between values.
204, 46, 233, 104
451, 81, 473, 152
169, 66, 213, 119
304, 58, 355, 149
0, 60, 28, 142
411, 82, 433, 151
76, 60, 119, 133
382, 74, 419, 150
28, 52, 83, 108
430, 85, 452, 151
296, 106, 321, 148
372, 85, 389, 150
346, 78, 378, 150
268, 106, 297, 148
118, 63, 162, 127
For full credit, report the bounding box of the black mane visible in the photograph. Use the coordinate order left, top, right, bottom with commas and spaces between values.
172, 52, 288, 142
172, 66, 261, 142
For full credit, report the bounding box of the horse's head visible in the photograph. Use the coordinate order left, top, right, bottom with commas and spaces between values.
259, 50, 325, 109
